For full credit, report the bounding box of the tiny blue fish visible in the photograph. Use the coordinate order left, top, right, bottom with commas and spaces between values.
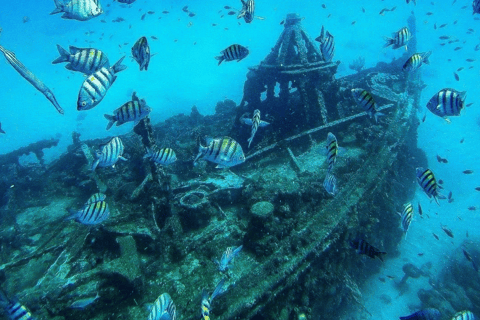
399, 308, 441, 320
216, 245, 243, 272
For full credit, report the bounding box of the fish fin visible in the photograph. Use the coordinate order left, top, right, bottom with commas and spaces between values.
132, 91, 139, 102
64, 64, 75, 71
0, 123, 4, 134
65, 209, 79, 221
61, 13, 73, 20
315, 26, 325, 43
143, 147, 152, 159
444, 117, 451, 124
91, 159, 100, 171
241, 118, 253, 126
68, 46, 83, 54
118, 156, 128, 161
374, 112, 385, 123
459, 91, 467, 103
216, 164, 227, 169
52, 44, 69, 64
210, 278, 226, 302
259, 120, 270, 127
215, 55, 224, 65
194, 144, 206, 164
423, 51, 432, 64
111, 56, 127, 73
377, 252, 387, 262
50, 2, 64, 15
104, 114, 116, 130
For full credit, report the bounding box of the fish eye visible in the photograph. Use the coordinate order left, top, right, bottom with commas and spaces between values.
81, 101, 87, 107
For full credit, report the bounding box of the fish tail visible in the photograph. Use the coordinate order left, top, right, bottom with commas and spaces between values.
210, 278, 225, 302
215, 55, 224, 65
52, 44, 69, 64
50, 0, 64, 15
65, 209, 79, 221
104, 114, 116, 130
383, 37, 394, 48
143, 147, 152, 159
0, 123, 4, 134
376, 252, 387, 262
194, 143, 206, 163
111, 56, 127, 73
91, 159, 100, 171
422, 51, 432, 64
374, 112, 385, 123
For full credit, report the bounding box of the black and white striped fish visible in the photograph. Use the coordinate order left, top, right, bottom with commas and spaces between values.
451, 310, 474, 320
148, 293, 176, 320
201, 279, 225, 320
323, 173, 336, 196
397, 202, 413, 237
350, 238, 386, 261
351, 88, 384, 122
85, 193, 106, 205
384, 27, 412, 50
194, 136, 245, 168
52, 45, 109, 75
67, 200, 110, 225
416, 167, 445, 205
104, 92, 151, 130
403, 52, 431, 72
426, 88, 466, 119
144, 147, 177, 165
131, 36, 150, 71
0, 289, 35, 320
50, 0, 103, 21
215, 44, 249, 65
91, 137, 127, 170
474, 0, 480, 14
77, 56, 127, 111
315, 26, 335, 62
240, 110, 270, 148
325, 132, 338, 173
237, 0, 255, 23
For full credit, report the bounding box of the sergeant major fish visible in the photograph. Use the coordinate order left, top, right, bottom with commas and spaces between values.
384, 27, 412, 50
237, 0, 255, 23
201, 279, 225, 320
351, 88, 384, 122
416, 167, 445, 205
194, 136, 245, 168
85, 193, 106, 205
50, 0, 103, 21
215, 44, 249, 65
131, 36, 150, 71
104, 92, 151, 130
451, 311, 475, 320
240, 109, 270, 148
400, 309, 441, 320
77, 56, 127, 110
403, 52, 431, 72
315, 26, 335, 62
147, 293, 176, 320
144, 147, 177, 165
66, 200, 110, 225
52, 45, 109, 75
325, 132, 338, 173
0, 288, 35, 320
92, 137, 127, 171
397, 202, 414, 238
215, 245, 243, 272
350, 238, 387, 261
426, 88, 466, 120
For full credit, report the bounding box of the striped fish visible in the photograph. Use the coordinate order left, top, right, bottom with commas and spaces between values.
77, 56, 127, 111
201, 279, 225, 320
85, 193, 106, 205
240, 110, 270, 148
397, 203, 413, 237
148, 293, 176, 320
351, 88, 384, 123
349, 239, 386, 261
403, 52, 431, 72
426, 88, 466, 119
50, 0, 103, 21
452, 311, 475, 320
416, 167, 445, 205
144, 147, 177, 165
474, 0, 480, 15
67, 200, 110, 225
0, 45, 64, 114
104, 92, 151, 130
131, 36, 150, 71
384, 27, 412, 50
315, 26, 335, 62
215, 44, 249, 65
323, 172, 336, 196
52, 45, 109, 75
194, 136, 245, 168
216, 245, 243, 272
91, 137, 127, 171
0, 289, 35, 320
400, 309, 441, 320
325, 132, 338, 173
237, 0, 255, 23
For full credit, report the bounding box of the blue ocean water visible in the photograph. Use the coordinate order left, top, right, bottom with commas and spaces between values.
0, 0, 479, 319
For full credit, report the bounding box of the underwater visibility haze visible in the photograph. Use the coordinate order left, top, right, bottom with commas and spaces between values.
0, 0, 480, 319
